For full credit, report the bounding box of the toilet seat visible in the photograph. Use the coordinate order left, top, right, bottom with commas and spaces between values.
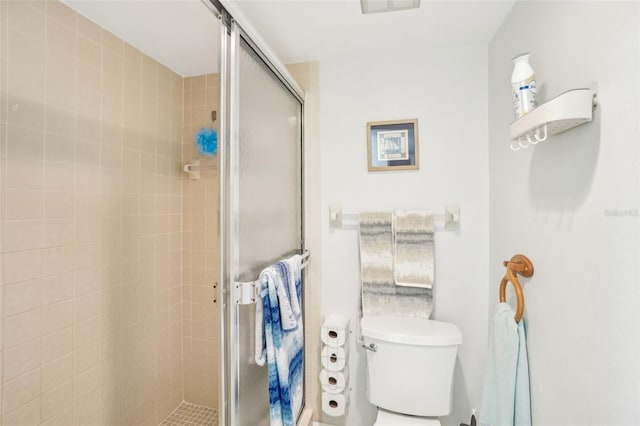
374, 408, 441, 426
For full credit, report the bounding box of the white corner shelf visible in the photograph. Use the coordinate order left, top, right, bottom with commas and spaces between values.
509, 88, 597, 141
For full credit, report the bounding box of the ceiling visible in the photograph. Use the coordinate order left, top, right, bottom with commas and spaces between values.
63, 0, 516, 77
63, 0, 220, 77
233, 0, 516, 64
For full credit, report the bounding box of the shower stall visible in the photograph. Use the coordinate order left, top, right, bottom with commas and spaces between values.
0, 0, 306, 424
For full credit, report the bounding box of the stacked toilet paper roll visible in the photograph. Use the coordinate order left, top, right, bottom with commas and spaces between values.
320, 314, 350, 417
320, 367, 349, 394
321, 345, 347, 372
321, 314, 349, 347
322, 391, 349, 417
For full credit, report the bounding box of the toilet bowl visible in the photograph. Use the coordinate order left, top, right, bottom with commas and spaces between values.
361, 315, 462, 425
374, 408, 441, 426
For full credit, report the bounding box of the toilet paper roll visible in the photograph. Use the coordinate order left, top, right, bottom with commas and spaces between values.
321, 327, 346, 347
319, 367, 349, 394
322, 391, 349, 417
321, 345, 347, 371
321, 314, 349, 346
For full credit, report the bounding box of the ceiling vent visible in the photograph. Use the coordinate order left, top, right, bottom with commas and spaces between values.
360, 0, 421, 14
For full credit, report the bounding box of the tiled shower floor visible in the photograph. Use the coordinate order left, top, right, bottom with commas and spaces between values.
160, 402, 219, 426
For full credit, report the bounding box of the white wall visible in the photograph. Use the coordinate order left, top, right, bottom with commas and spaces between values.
319, 46, 489, 426
488, 2, 640, 425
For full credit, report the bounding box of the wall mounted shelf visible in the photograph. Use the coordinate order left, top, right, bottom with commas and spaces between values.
509, 88, 597, 142
183, 159, 217, 180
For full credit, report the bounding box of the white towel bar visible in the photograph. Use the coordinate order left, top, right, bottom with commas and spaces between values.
329, 204, 460, 230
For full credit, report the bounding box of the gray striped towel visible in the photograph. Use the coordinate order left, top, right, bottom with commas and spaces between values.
393, 210, 435, 289
359, 212, 432, 319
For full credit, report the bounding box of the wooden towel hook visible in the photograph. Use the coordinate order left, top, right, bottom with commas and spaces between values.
499, 254, 534, 323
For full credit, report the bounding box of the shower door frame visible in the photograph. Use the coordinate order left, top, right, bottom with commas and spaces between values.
205, 2, 307, 425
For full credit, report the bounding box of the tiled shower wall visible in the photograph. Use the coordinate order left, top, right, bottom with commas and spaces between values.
0, 1, 305, 422
0, 1, 185, 424
181, 74, 220, 407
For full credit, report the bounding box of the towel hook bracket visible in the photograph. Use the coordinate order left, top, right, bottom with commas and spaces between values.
235, 280, 258, 305
502, 254, 534, 278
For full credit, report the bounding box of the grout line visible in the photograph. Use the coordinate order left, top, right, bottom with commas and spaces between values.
159, 401, 218, 426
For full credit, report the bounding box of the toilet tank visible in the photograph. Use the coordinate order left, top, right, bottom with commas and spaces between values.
361, 315, 462, 417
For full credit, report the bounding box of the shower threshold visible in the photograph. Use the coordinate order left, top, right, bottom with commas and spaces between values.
160, 401, 219, 426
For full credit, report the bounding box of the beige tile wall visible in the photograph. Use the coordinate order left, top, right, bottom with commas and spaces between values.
181, 74, 220, 408
0, 1, 184, 424
0, 0, 6, 419
0, 1, 315, 422
0, 2, 8, 422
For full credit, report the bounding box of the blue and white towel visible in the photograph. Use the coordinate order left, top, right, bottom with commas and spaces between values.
255, 255, 304, 426
480, 303, 532, 426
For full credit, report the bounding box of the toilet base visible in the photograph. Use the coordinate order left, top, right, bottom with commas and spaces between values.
374, 408, 441, 426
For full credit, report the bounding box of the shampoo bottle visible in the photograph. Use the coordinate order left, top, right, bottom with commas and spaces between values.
511, 53, 537, 119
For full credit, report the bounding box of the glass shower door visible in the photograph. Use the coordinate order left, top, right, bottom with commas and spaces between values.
221, 20, 304, 426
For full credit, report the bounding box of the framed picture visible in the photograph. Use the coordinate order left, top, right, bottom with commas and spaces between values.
366, 119, 419, 171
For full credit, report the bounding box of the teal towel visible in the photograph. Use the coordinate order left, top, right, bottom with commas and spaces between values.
480, 303, 532, 426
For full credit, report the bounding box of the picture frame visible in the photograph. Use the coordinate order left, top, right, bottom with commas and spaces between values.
366, 119, 419, 171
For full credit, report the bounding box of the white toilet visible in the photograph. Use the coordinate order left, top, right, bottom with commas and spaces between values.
361, 315, 462, 426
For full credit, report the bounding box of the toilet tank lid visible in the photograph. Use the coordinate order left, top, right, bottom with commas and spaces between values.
361, 315, 462, 346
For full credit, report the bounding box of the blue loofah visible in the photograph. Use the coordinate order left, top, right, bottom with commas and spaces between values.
195, 128, 218, 156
